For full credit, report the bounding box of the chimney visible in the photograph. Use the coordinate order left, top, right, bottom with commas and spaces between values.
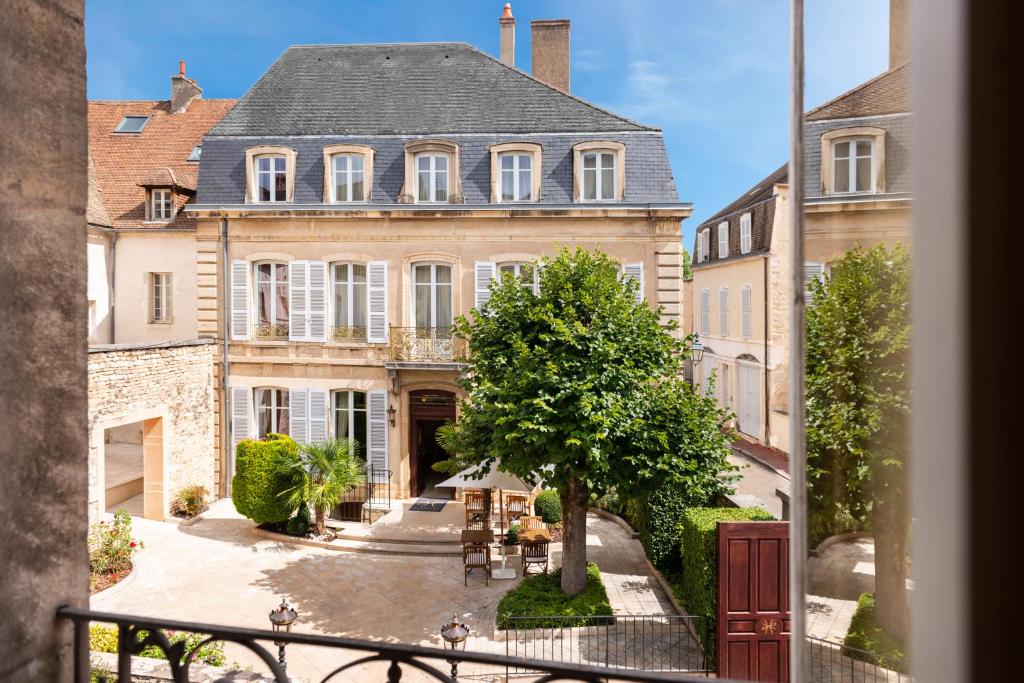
889, 0, 910, 68
170, 60, 203, 114
499, 3, 515, 67
531, 19, 570, 93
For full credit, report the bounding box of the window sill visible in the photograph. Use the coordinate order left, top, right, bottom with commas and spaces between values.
148, 321, 173, 325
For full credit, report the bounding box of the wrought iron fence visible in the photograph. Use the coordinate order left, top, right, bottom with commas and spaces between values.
60, 606, 715, 683
332, 325, 367, 342
806, 635, 911, 683
388, 326, 466, 363
251, 322, 289, 341
502, 615, 711, 676
331, 465, 391, 523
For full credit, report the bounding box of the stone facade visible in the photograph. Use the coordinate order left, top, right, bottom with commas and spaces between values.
88, 339, 216, 522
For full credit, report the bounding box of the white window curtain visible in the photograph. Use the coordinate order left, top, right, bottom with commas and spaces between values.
475, 261, 497, 308
230, 260, 251, 340
740, 212, 752, 254
718, 221, 729, 258
621, 263, 644, 304
742, 285, 753, 339
366, 261, 388, 343
719, 287, 729, 336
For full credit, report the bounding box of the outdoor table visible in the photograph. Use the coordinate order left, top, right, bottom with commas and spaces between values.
519, 528, 552, 543
461, 529, 494, 544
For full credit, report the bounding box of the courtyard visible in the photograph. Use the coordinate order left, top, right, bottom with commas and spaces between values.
91, 500, 683, 681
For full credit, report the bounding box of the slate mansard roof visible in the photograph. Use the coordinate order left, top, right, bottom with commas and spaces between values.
195, 42, 682, 207
211, 43, 654, 136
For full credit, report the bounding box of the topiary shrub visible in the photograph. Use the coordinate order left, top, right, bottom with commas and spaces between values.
232, 433, 300, 524
678, 506, 775, 662
533, 489, 562, 524
504, 523, 520, 546
286, 502, 311, 537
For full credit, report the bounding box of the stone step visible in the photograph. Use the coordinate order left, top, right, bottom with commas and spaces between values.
252, 526, 463, 556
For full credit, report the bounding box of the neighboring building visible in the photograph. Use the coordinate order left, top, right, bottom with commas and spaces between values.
690, 1, 911, 454
86, 65, 235, 519
188, 8, 691, 501
86, 64, 236, 344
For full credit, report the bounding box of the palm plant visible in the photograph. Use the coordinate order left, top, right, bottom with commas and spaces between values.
280, 438, 365, 536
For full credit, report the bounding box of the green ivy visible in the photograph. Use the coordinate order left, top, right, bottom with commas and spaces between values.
677, 507, 774, 662
231, 433, 301, 524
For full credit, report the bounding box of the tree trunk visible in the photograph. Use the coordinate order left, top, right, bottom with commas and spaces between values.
871, 462, 909, 641
315, 506, 326, 536
560, 475, 589, 596
482, 487, 493, 531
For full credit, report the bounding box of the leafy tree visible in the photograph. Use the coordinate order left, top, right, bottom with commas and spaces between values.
680, 246, 693, 281
443, 247, 735, 595
280, 438, 365, 536
805, 243, 910, 640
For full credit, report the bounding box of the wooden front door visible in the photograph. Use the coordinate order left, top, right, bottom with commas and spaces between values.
717, 520, 790, 681
408, 390, 456, 497
738, 364, 761, 438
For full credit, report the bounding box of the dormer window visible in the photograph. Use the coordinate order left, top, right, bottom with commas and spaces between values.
333, 155, 365, 202
572, 141, 626, 202
820, 127, 886, 195
244, 146, 296, 204
400, 140, 462, 204
322, 144, 374, 203
489, 142, 542, 203
149, 188, 172, 221
114, 116, 149, 134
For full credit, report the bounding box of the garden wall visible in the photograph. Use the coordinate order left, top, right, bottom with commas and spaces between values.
88, 339, 216, 522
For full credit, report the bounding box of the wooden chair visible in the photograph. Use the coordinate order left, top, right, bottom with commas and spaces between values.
462, 529, 494, 586
521, 539, 549, 575
505, 494, 528, 523
520, 515, 543, 531
465, 491, 485, 529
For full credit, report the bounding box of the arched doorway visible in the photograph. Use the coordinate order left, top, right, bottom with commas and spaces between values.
408, 389, 457, 498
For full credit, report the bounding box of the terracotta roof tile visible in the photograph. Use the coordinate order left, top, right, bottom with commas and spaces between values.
88, 98, 236, 229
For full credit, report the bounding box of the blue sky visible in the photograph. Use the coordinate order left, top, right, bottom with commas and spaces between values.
85, 0, 889, 247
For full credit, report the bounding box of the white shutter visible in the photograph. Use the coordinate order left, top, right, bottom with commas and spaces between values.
701, 289, 710, 336
367, 261, 388, 343
474, 261, 497, 308
741, 285, 752, 339
804, 262, 826, 300
231, 387, 252, 456
719, 288, 729, 336
621, 263, 644, 304
307, 261, 328, 341
718, 222, 729, 258
290, 388, 309, 444
230, 260, 251, 340
289, 261, 308, 341
740, 213, 752, 254
308, 389, 328, 443
367, 389, 388, 471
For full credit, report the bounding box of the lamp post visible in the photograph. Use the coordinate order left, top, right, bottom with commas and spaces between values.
440, 614, 469, 682
690, 333, 705, 365
268, 599, 298, 674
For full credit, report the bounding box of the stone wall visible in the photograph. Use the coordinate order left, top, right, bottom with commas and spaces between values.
88, 339, 216, 522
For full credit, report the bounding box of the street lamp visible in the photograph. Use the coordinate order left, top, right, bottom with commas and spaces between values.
690, 334, 705, 364
268, 598, 298, 673
440, 613, 469, 682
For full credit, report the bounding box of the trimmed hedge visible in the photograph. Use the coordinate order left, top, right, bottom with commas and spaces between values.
533, 489, 562, 524
842, 593, 909, 674
496, 562, 612, 629
232, 433, 300, 524
678, 506, 774, 662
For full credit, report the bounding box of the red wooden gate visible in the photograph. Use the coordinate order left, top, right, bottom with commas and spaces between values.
717, 521, 790, 681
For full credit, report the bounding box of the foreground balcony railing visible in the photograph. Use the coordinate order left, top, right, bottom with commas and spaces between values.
251, 321, 289, 341
388, 326, 465, 363
59, 606, 709, 683
332, 325, 367, 342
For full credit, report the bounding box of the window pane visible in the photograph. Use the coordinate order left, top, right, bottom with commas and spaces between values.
435, 155, 447, 171
519, 154, 531, 170
418, 171, 430, 201
418, 156, 430, 171
351, 173, 364, 201
334, 269, 349, 326
436, 284, 452, 328
274, 157, 286, 172
601, 153, 614, 169
519, 169, 531, 200
353, 391, 366, 410
435, 265, 451, 284
414, 264, 431, 284
258, 277, 271, 324
352, 282, 366, 327
335, 179, 349, 202
274, 171, 286, 201
583, 154, 596, 169
352, 156, 363, 171
601, 168, 614, 199
501, 170, 514, 201
259, 172, 271, 202
584, 168, 596, 200
856, 140, 873, 157
856, 156, 872, 192
258, 157, 271, 172
501, 155, 514, 170
834, 141, 850, 159
352, 264, 366, 283
435, 170, 448, 202
277, 406, 289, 436
835, 157, 850, 192
499, 264, 516, 274
415, 285, 430, 328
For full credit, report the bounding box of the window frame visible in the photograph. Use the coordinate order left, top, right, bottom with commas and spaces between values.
719, 286, 729, 337
149, 188, 173, 222
489, 142, 542, 203
740, 212, 752, 254
401, 140, 461, 204
499, 153, 533, 202
149, 272, 172, 324
322, 144, 374, 203
244, 146, 296, 204
253, 260, 289, 332
411, 262, 454, 330
186, 145, 202, 162
415, 153, 449, 203
333, 389, 368, 456
717, 221, 729, 259
331, 262, 368, 341
700, 288, 711, 336
572, 141, 626, 202
498, 261, 540, 294
114, 115, 149, 134
820, 126, 886, 195
741, 284, 753, 339
255, 387, 290, 438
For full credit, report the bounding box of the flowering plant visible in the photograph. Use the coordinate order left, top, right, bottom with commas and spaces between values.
88, 509, 142, 587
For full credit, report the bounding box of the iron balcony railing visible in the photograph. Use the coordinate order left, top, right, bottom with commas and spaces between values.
58, 606, 717, 683
331, 325, 367, 342
251, 321, 289, 341
388, 326, 466, 363
806, 635, 911, 682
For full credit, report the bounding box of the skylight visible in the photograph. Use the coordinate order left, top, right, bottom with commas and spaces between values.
114, 116, 149, 134
187, 145, 202, 162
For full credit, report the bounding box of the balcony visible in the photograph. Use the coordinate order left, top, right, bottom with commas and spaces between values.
388, 326, 466, 364
331, 325, 367, 342
251, 322, 289, 341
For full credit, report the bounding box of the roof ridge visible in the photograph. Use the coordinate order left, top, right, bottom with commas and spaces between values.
804, 62, 910, 119
699, 163, 788, 228
288, 41, 472, 48
460, 43, 658, 132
